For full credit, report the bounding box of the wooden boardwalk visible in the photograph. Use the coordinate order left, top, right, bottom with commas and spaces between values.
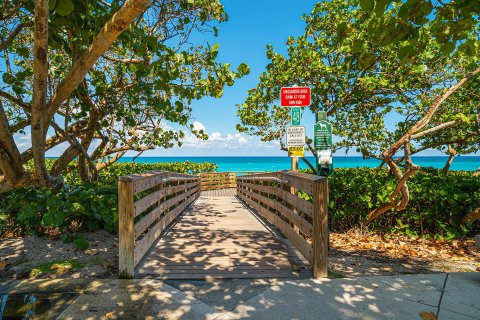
135, 193, 310, 279
200, 188, 236, 197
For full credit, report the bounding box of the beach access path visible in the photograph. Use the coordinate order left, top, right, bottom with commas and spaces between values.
135, 191, 310, 279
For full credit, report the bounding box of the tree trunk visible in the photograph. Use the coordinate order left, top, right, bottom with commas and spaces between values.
31, 0, 51, 186
443, 151, 456, 173
384, 66, 480, 159
366, 66, 480, 223
0, 101, 24, 181
463, 207, 480, 223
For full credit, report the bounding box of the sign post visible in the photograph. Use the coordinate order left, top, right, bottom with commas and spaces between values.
281, 87, 310, 172
314, 111, 332, 251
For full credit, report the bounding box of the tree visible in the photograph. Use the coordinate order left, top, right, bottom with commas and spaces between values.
0, 0, 249, 190
237, 0, 479, 222
352, 0, 480, 222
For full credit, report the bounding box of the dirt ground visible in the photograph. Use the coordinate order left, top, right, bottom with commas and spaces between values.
0, 230, 478, 279
0, 230, 118, 279
329, 231, 480, 277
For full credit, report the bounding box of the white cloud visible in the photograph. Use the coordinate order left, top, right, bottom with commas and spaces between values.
210, 131, 223, 141
14, 133, 31, 152
177, 122, 275, 153
192, 121, 206, 132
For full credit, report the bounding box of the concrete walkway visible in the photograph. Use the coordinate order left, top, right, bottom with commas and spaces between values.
0, 272, 479, 319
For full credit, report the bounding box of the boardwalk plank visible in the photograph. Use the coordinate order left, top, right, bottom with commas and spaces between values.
135, 192, 309, 279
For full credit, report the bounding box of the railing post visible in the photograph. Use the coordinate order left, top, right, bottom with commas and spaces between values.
118, 178, 135, 279
312, 177, 328, 278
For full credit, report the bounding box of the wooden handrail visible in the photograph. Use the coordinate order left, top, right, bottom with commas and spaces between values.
200, 172, 237, 191
237, 171, 328, 278
118, 171, 200, 278
240, 176, 289, 184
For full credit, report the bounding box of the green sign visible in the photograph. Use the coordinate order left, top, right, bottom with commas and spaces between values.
317, 111, 327, 122
291, 107, 301, 126
314, 121, 333, 150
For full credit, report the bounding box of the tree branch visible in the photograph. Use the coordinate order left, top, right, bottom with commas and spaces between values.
44, 0, 151, 127
0, 22, 32, 52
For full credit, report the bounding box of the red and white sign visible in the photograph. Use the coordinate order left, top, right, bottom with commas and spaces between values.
280, 87, 311, 107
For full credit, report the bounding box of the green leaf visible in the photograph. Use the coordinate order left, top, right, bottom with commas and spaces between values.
359, 0, 374, 12
55, 0, 74, 16
440, 42, 455, 55
398, 1, 411, 19
237, 63, 250, 76
352, 40, 364, 53
374, 0, 390, 16
2, 73, 15, 85
336, 22, 348, 42
73, 237, 90, 250
397, 44, 415, 61
49, 0, 57, 10
211, 43, 220, 53
41, 212, 63, 227
359, 52, 375, 69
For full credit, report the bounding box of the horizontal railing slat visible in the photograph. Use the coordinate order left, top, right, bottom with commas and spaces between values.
237, 180, 313, 218
134, 190, 198, 266
119, 170, 201, 278
134, 186, 199, 239
237, 170, 328, 278
134, 181, 198, 217
237, 185, 312, 237
238, 189, 312, 262
200, 172, 236, 191
133, 172, 199, 194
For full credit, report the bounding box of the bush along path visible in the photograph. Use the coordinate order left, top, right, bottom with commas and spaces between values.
0, 161, 216, 237
301, 168, 480, 240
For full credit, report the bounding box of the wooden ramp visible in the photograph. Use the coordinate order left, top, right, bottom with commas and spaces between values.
135, 194, 310, 279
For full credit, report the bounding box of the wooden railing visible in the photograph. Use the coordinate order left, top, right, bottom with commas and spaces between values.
200, 172, 237, 191
237, 171, 328, 278
118, 171, 200, 278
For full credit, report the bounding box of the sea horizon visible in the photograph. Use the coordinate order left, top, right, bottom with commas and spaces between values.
115, 155, 479, 172
45, 155, 479, 172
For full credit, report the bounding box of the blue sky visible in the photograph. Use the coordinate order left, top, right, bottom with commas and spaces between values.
137, 0, 321, 157
9, 0, 473, 157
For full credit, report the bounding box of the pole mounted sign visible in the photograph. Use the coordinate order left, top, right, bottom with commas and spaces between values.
286, 126, 306, 146
314, 121, 332, 150
288, 146, 304, 158
281, 86, 310, 163
280, 87, 311, 107
291, 107, 301, 126
314, 111, 333, 175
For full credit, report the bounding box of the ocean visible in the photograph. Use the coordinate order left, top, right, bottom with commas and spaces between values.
116, 156, 479, 172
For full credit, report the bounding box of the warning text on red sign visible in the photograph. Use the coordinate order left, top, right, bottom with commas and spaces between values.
280, 87, 311, 107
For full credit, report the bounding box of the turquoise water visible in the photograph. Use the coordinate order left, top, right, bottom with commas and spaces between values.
117, 156, 479, 172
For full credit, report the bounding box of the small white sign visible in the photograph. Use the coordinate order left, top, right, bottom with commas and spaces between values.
286, 126, 306, 146
316, 150, 333, 165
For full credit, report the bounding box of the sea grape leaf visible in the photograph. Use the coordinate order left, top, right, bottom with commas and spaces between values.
55, 0, 74, 16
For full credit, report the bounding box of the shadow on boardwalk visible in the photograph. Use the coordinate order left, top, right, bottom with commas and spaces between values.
135, 194, 310, 279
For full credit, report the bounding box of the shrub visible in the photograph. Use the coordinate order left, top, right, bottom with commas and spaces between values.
324, 168, 480, 239
0, 161, 217, 236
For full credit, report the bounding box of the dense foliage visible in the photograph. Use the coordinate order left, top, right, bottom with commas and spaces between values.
0, 0, 248, 191
0, 161, 216, 236
237, 0, 479, 223
323, 168, 480, 240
